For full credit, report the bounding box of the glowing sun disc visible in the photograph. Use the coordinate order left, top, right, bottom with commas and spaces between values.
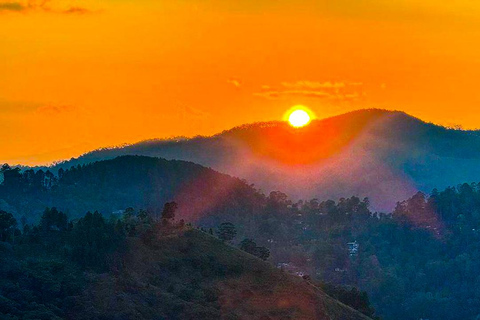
288, 109, 311, 127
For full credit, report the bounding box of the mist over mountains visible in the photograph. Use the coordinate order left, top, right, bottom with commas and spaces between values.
53, 109, 480, 211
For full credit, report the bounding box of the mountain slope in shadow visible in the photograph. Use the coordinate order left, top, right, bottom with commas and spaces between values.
1, 155, 265, 221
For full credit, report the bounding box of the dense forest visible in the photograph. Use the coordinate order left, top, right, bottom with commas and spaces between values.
227, 188, 480, 320
3, 156, 480, 319
0, 206, 374, 320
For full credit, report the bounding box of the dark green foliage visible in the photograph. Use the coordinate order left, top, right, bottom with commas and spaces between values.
0, 210, 126, 320
216, 222, 236, 242
68, 211, 125, 271
0, 210, 16, 242
321, 283, 378, 319
239, 238, 270, 260
1, 164, 22, 192
0, 256, 84, 320
162, 201, 178, 221
253, 246, 270, 261
239, 238, 257, 253
40, 207, 68, 232
217, 185, 480, 320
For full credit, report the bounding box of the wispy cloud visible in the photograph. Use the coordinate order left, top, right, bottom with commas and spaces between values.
227, 78, 242, 88
0, 0, 93, 14
254, 80, 365, 101
173, 103, 211, 122
254, 90, 329, 99
62, 6, 92, 14
281, 81, 362, 89
0, 2, 25, 11
0, 0, 51, 12
36, 104, 76, 115
183, 105, 210, 118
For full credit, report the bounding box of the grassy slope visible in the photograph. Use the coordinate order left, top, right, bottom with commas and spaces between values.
74, 229, 371, 320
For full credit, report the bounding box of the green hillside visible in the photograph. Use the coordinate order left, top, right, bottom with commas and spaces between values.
0, 207, 375, 320
73, 228, 372, 320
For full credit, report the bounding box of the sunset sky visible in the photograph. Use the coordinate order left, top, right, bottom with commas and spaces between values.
2, 0, 480, 165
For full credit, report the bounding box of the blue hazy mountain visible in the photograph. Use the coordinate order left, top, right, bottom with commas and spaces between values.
55, 109, 480, 211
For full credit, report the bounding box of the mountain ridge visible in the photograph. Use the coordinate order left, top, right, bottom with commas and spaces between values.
22, 109, 480, 211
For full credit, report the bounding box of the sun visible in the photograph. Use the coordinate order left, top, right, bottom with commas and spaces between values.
288, 109, 312, 127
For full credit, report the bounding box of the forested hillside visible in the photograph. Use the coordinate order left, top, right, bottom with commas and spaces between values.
0, 156, 262, 223
209, 185, 480, 320
4, 156, 480, 319
0, 207, 373, 320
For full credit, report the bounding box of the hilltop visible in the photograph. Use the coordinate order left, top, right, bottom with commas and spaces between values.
0, 155, 263, 222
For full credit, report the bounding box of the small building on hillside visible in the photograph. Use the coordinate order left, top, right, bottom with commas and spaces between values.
347, 241, 359, 256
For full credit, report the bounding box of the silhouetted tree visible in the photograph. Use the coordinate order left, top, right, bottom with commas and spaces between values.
58, 167, 65, 180
1, 164, 22, 191
162, 201, 178, 222
34, 169, 45, 189
122, 208, 137, 236
0, 210, 16, 242
40, 207, 68, 232
69, 211, 124, 271
45, 170, 55, 189
217, 222, 236, 242
239, 238, 270, 260
239, 238, 257, 254
254, 246, 270, 261
138, 209, 150, 222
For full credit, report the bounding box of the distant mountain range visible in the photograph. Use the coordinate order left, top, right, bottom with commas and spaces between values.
54, 109, 480, 211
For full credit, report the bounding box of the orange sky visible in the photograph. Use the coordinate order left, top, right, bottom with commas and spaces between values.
2, 0, 480, 165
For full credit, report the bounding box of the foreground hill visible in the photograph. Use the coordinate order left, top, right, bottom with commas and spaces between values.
0, 208, 373, 320
74, 228, 372, 320
56, 109, 480, 211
